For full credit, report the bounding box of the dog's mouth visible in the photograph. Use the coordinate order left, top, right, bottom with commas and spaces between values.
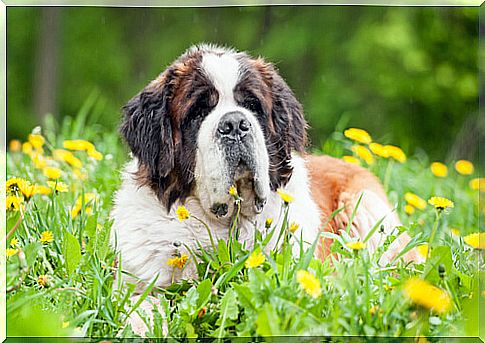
210, 160, 267, 218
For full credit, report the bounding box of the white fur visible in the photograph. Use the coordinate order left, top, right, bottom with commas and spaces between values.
110, 154, 320, 288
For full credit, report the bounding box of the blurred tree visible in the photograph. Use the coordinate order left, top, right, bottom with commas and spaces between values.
6, 6, 480, 164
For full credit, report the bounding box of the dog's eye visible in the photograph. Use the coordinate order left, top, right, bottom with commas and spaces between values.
188, 90, 217, 120
242, 95, 263, 115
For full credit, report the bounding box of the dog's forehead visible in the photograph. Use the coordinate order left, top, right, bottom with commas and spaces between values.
200, 52, 240, 100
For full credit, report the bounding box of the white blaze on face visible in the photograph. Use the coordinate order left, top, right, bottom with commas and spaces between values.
195, 51, 270, 219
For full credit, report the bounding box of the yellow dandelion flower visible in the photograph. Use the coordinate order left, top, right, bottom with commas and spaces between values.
47, 181, 69, 193
6, 248, 19, 258
228, 185, 238, 197
430, 162, 448, 178
404, 192, 427, 210
428, 196, 454, 210
404, 204, 415, 215
37, 275, 48, 287
63, 139, 95, 152
43, 167, 62, 180
344, 128, 372, 145
403, 278, 451, 314
342, 155, 360, 165
167, 254, 189, 269
19, 183, 37, 199
22, 142, 33, 155
9, 139, 22, 152
450, 228, 460, 237
40, 231, 54, 244
277, 189, 294, 204
34, 185, 52, 196
176, 206, 190, 221
384, 145, 406, 163
6, 195, 23, 211
469, 178, 485, 192
346, 241, 366, 250
289, 222, 299, 233
265, 218, 273, 228
416, 244, 428, 258
455, 160, 474, 175
10, 238, 19, 247
28, 134, 45, 151
245, 251, 266, 269
71, 193, 96, 218
369, 143, 389, 158
351, 145, 374, 165
87, 149, 103, 161
6, 177, 29, 194
53, 149, 83, 169
463, 232, 484, 249
31, 152, 47, 169
296, 270, 322, 298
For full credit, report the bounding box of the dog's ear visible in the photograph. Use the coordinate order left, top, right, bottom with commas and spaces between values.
257, 60, 308, 189
120, 77, 174, 181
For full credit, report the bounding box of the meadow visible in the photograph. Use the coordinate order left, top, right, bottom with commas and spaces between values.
5, 110, 484, 339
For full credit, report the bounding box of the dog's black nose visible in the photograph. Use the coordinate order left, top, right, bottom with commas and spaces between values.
218, 112, 251, 139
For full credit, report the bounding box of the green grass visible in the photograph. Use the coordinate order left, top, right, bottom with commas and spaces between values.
5, 111, 484, 339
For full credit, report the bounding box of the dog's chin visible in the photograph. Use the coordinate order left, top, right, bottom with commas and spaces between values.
199, 160, 269, 222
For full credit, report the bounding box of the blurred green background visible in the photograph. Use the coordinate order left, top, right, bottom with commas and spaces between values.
7, 6, 481, 163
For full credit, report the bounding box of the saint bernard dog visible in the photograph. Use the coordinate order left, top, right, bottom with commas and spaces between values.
111, 44, 422, 291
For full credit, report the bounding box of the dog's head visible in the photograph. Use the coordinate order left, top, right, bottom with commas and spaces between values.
121, 44, 307, 219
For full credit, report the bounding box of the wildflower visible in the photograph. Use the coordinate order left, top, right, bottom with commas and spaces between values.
62, 322, 70, 329
245, 251, 266, 269
450, 228, 460, 237
47, 181, 69, 193
344, 128, 372, 145
469, 178, 485, 192
430, 162, 448, 178
265, 218, 273, 228
454, 160, 474, 175
6, 248, 19, 258
289, 222, 299, 233
346, 241, 366, 250
71, 193, 96, 218
385, 145, 406, 163
34, 185, 52, 195
37, 275, 48, 288
404, 192, 427, 210
40, 231, 54, 244
351, 145, 374, 165
277, 188, 294, 204
369, 143, 389, 158
43, 167, 62, 180
28, 134, 45, 151
176, 206, 190, 221
403, 278, 451, 314
53, 149, 83, 169
31, 153, 47, 169
428, 196, 454, 211
10, 238, 19, 247
6, 195, 23, 211
296, 270, 322, 298
19, 183, 37, 199
63, 139, 96, 152
22, 142, 33, 155
167, 254, 189, 269
228, 185, 238, 197
6, 177, 29, 194
463, 233, 484, 249
416, 244, 428, 258
87, 149, 103, 161
342, 155, 360, 165
9, 139, 21, 152
404, 204, 415, 215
